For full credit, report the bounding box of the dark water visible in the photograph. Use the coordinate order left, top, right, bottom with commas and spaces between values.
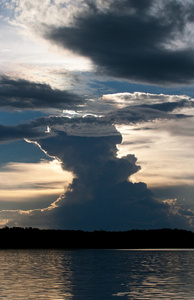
0, 249, 193, 299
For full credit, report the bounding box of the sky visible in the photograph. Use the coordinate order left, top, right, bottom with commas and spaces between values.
0, 0, 194, 230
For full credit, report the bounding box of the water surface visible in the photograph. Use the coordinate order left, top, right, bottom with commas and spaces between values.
0, 249, 193, 299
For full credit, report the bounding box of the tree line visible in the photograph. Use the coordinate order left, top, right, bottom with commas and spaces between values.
0, 227, 193, 249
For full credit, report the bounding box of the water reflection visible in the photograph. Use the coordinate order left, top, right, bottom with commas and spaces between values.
0, 249, 193, 299
66, 249, 194, 299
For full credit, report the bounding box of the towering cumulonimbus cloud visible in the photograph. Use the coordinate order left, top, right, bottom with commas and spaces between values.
33, 124, 193, 231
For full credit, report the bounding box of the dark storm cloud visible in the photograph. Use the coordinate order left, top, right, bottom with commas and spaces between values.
45, 0, 194, 85
0, 76, 84, 110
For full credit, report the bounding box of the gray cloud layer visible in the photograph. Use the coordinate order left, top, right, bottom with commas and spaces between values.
140, 100, 194, 113
0, 96, 190, 143
44, 0, 194, 85
0, 123, 45, 143
0, 76, 84, 110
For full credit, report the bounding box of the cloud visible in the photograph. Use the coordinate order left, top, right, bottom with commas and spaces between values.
107, 106, 182, 125
141, 100, 194, 113
102, 92, 193, 108
43, 0, 194, 85
0, 123, 46, 143
0, 76, 85, 111
11, 0, 77, 28
102, 92, 194, 115
166, 117, 194, 136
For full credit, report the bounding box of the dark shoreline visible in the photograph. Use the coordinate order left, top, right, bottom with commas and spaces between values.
0, 227, 194, 249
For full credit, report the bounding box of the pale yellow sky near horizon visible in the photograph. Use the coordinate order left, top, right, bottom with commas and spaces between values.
117, 119, 194, 189
0, 159, 73, 206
